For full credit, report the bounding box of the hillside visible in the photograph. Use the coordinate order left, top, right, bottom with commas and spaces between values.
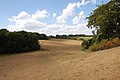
0, 39, 120, 80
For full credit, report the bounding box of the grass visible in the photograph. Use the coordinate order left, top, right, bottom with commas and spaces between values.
68, 36, 93, 40
80, 36, 93, 40
0, 39, 120, 80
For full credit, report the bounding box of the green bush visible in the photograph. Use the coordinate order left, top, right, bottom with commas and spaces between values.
0, 29, 40, 54
82, 39, 92, 50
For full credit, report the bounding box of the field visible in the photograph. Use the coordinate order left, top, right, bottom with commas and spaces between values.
68, 36, 93, 40
0, 39, 120, 80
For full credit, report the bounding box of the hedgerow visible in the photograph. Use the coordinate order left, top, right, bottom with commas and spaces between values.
0, 29, 40, 54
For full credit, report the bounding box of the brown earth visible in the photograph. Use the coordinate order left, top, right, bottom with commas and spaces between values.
0, 39, 120, 80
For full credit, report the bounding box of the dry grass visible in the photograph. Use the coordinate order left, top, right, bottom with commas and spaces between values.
0, 39, 120, 80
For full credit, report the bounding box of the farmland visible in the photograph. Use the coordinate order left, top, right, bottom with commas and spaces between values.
0, 39, 120, 80
68, 36, 93, 40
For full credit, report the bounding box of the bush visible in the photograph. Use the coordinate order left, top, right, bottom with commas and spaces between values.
89, 45, 101, 51
89, 38, 120, 52
0, 29, 40, 54
111, 38, 120, 46
82, 39, 92, 50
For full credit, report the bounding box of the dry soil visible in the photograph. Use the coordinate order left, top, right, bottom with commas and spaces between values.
0, 39, 120, 80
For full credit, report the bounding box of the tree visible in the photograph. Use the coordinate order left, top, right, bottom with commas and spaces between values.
87, 0, 120, 39
34, 33, 48, 40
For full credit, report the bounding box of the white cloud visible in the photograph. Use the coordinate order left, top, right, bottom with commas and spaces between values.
56, 1, 90, 24
72, 11, 85, 25
52, 13, 57, 18
41, 22, 92, 35
8, 14, 92, 35
23, 19, 47, 30
57, 2, 80, 24
81, 0, 90, 5
8, 10, 48, 32
8, 11, 30, 22
31, 10, 48, 20
14, 11, 30, 19
7, 2, 92, 35
8, 19, 47, 32
73, 16, 80, 25
91, 0, 96, 4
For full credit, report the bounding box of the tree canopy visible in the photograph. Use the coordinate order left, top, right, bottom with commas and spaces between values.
87, 0, 120, 39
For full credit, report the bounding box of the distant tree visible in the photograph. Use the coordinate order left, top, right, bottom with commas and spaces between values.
49, 35, 55, 38
56, 34, 61, 38
35, 33, 48, 40
68, 34, 73, 37
39, 34, 48, 40
55, 34, 68, 39
0, 29, 9, 33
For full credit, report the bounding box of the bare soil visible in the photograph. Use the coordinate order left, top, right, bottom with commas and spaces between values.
0, 39, 120, 80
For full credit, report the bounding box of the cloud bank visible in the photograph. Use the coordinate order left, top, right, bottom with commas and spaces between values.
7, 0, 96, 35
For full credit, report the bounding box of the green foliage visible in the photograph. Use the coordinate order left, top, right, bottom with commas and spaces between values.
82, 39, 93, 50
87, 0, 120, 39
68, 34, 86, 37
55, 34, 68, 39
93, 33, 104, 45
80, 36, 93, 40
35, 33, 48, 40
82, 0, 120, 52
54, 34, 93, 40
0, 29, 40, 54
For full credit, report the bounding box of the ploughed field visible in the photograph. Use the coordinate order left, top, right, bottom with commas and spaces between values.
0, 39, 120, 80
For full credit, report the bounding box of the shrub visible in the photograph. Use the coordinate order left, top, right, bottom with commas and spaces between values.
0, 29, 40, 54
82, 39, 92, 50
89, 38, 120, 52
89, 44, 101, 51
111, 38, 120, 47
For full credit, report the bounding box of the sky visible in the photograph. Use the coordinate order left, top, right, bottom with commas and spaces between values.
0, 0, 110, 35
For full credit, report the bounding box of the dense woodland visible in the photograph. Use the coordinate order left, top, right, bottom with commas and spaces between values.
82, 0, 120, 51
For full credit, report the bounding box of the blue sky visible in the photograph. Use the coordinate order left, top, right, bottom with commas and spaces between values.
0, 0, 110, 35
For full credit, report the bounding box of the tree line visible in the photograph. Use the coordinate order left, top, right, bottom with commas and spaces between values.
49, 34, 93, 39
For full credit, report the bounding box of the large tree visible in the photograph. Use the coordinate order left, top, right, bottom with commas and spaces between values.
87, 0, 120, 39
